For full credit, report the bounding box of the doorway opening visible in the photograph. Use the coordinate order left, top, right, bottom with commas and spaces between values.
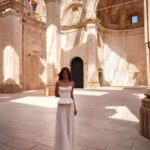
71, 57, 84, 88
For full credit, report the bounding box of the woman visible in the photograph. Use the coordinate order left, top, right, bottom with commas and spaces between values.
54, 67, 77, 150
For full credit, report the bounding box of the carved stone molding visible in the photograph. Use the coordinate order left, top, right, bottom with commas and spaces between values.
140, 98, 150, 140
61, 1, 86, 28
45, 0, 60, 4
61, 18, 98, 30
62, 1, 84, 17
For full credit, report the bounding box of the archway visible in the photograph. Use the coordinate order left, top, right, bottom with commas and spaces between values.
71, 57, 84, 88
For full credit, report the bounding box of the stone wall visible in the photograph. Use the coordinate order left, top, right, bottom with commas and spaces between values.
97, 0, 144, 30
60, 0, 147, 88
61, 25, 147, 87
61, 27, 88, 87
98, 27, 147, 86
0, 0, 147, 91
0, 13, 22, 92
0, 10, 46, 92
23, 17, 46, 90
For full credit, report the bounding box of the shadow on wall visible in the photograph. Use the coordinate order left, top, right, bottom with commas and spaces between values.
96, 22, 147, 86
0, 79, 22, 93
0, 44, 45, 92
60, 0, 146, 87
87, 32, 109, 87
24, 53, 46, 90
73, 1, 86, 47
96, 1, 146, 86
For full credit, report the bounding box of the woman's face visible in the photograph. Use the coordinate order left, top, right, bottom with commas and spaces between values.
62, 70, 69, 80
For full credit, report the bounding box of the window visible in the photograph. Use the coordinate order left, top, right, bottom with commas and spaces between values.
131, 16, 138, 23
31, 4, 37, 12
29, 0, 38, 12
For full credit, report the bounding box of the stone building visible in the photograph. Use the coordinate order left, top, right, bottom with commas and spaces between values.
0, 0, 46, 93
0, 0, 150, 94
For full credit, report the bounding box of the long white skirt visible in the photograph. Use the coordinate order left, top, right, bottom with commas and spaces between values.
54, 104, 75, 150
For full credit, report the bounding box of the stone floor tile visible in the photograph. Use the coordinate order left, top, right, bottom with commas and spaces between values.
106, 143, 130, 150
0, 134, 15, 144
75, 144, 87, 150
30, 144, 53, 150
76, 136, 108, 149
86, 147, 103, 150
6, 138, 38, 150
132, 140, 150, 150
0, 88, 150, 150
0, 144, 18, 150
33, 135, 55, 147
9, 130, 40, 141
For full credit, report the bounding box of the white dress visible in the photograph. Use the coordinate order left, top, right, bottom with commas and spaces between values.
54, 86, 75, 150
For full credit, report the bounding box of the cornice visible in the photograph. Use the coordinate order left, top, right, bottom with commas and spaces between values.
61, 17, 144, 33
45, 0, 61, 4
61, 18, 98, 30
22, 15, 46, 29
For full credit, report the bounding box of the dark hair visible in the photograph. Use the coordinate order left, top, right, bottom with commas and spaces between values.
58, 67, 72, 81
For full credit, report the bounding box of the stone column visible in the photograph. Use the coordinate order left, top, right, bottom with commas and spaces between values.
140, 0, 150, 140
45, 0, 61, 95
86, 23, 99, 88
0, 10, 22, 93
144, 0, 150, 89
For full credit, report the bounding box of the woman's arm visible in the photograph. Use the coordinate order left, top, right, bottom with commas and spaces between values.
55, 81, 60, 97
71, 82, 77, 115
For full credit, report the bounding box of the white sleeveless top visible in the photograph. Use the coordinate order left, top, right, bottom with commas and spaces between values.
57, 86, 73, 104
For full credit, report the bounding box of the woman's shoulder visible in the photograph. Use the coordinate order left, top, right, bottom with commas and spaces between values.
56, 80, 74, 87
56, 80, 60, 86
70, 81, 75, 86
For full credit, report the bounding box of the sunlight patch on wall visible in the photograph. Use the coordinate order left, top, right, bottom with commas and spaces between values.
103, 43, 139, 86
39, 58, 47, 84
61, 34, 67, 51
47, 24, 57, 64
3, 45, 13, 82
105, 106, 139, 122
3, 45, 19, 84
88, 63, 97, 81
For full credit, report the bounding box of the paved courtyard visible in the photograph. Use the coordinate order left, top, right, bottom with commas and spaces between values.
0, 87, 150, 150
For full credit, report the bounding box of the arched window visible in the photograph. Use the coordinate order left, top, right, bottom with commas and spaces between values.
29, 0, 38, 12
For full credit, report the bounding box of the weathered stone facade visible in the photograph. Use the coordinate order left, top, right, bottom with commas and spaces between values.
60, 0, 147, 87
0, 0, 46, 92
97, 0, 144, 30
0, 0, 149, 93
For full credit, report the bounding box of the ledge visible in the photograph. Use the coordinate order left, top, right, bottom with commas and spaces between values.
0, 84, 22, 93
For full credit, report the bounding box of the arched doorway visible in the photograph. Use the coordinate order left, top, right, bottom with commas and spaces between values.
71, 57, 84, 88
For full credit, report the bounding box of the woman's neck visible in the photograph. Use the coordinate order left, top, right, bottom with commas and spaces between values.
62, 79, 69, 82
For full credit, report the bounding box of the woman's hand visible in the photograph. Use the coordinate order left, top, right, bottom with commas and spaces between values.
74, 109, 77, 116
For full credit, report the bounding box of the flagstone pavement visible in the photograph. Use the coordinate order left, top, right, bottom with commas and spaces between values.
0, 87, 150, 150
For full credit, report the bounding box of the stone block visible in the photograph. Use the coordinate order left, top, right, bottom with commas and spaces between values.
0, 84, 22, 93
140, 98, 150, 140
45, 84, 55, 96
